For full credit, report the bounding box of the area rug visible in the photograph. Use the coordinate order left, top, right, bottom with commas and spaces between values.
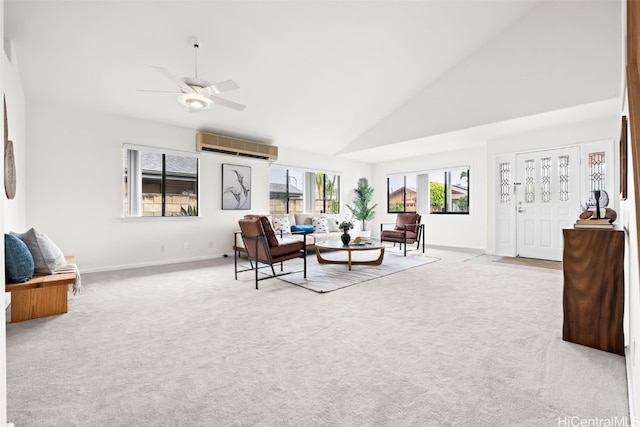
262, 252, 439, 293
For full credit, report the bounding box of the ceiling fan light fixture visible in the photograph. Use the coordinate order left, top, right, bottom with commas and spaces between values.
177, 93, 213, 110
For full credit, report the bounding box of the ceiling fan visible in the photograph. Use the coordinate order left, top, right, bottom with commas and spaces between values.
139, 43, 246, 112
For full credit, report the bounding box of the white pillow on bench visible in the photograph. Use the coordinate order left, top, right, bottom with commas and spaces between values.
12, 228, 66, 274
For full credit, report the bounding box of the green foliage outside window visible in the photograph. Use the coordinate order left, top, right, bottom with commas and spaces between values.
430, 182, 444, 212
389, 201, 404, 212
457, 195, 468, 211
315, 173, 340, 214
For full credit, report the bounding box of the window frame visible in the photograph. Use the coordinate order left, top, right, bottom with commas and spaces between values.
429, 167, 470, 215
269, 165, 341, 215
386, 175, 417, 213
314, 172, 341, 214
123, 144, 200, 220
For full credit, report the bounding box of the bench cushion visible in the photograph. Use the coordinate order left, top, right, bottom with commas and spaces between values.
5, 234, 34, 283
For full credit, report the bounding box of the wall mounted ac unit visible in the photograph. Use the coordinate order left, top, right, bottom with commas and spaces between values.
196, 132, 278, 161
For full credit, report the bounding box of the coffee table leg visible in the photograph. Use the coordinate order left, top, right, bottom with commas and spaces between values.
348, 251, 352, 270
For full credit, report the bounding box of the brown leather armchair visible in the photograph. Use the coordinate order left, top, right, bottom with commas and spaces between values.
380, 213, 425, 256
235, 216, 307, 289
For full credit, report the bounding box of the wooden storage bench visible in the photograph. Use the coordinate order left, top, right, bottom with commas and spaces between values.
5, 256, 77, 323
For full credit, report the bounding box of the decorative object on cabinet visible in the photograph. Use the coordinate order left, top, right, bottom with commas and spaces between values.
575, 190, 616, 228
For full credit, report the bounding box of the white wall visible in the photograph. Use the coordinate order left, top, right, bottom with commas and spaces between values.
24, 103, 370, 272
372, 144, 487, 250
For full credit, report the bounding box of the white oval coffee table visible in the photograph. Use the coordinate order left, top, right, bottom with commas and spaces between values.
314, 240, 385, 270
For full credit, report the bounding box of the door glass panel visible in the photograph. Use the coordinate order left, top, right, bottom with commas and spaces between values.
524, 159, 535, 203
540, 157, 551, 203
558, 155, 569, 202
588, 152, 606, 192
499, 162, 511, 203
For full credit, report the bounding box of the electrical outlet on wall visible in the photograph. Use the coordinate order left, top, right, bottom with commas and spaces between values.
184, 242, 189, 249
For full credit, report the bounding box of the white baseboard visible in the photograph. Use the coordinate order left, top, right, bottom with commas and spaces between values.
80, 254, 227, 274
626, 345, 636, 423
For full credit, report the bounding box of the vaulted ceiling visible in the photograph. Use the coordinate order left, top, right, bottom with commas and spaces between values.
4, 0, 623, 162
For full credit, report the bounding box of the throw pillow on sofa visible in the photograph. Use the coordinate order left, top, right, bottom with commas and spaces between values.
326, 218, 340, 232
291, 224, 314, 233
312, 217, 329, 233
5, 234, 35, 283
272, 216, 292, 234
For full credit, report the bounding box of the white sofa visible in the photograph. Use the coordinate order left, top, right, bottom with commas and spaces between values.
234, 213, 352, 251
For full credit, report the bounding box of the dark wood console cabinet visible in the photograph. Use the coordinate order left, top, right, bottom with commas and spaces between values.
562, 228, 624, 355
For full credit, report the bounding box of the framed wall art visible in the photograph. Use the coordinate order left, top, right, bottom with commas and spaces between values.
222, 164, 251, 210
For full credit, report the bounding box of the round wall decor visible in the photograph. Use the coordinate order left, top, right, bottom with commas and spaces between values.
4, 139, 15, 199
4, 96, 16, 199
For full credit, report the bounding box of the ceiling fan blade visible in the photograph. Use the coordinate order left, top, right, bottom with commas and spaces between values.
208, 80, 239, 94
209, 95, 246, 111
151, 66, 196, 94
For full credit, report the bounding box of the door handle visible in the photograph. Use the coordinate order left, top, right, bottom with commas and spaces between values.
518, 207, 524, 213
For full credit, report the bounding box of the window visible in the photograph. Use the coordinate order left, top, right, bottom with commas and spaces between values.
269, 167, 304, 214
314, 173, 341, 214
269, 167, 340, 214
429, 167, 469, 214
123, 145, 199, 217
387, 175, 417, 213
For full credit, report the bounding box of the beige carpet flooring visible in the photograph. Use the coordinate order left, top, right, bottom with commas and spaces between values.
5, 247, 629, 426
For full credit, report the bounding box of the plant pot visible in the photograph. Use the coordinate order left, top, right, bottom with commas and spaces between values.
341, 230, 351, 246
359, 229, 371, 239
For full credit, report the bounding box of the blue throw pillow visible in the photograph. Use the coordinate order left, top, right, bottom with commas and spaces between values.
5, 234, 35, 283
291, 224, 315, 233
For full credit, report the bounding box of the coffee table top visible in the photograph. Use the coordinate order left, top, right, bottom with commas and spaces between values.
315, 240, 384, 250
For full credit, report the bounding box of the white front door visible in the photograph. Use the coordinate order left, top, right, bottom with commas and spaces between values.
515, 147, 580, 261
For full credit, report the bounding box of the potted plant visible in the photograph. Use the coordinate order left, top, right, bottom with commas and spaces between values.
346, 177, 377, 238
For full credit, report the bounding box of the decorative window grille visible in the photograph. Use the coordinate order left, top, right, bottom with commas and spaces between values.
558, 155, 569, 202
524, 159, 535, 203
499, 162, 510, 203
540, 157, 551, 203
588, 152, 606, 192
